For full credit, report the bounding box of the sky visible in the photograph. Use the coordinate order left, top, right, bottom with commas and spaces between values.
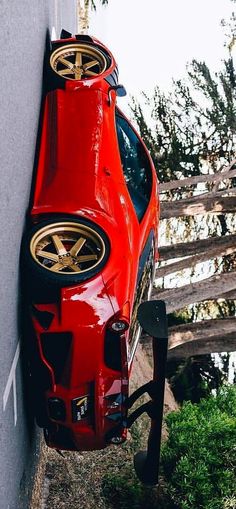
89, 0, 234, 110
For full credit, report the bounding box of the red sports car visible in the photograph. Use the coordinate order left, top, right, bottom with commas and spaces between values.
22, 31, 160, 451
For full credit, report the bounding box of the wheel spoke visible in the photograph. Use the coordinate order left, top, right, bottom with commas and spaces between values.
58, 69, 75, 76
83, 60, 99, 70
76, 254, 98, 263
70, 264, 81, 272
37, 250, 59, 262
75, 51, 82, 66
58, 56, 74, 69
70, 237, 86, 256
50, 262, 64, 272
52, 235, 67, 255
85, 70, 97, 76
75, 69, 83, 80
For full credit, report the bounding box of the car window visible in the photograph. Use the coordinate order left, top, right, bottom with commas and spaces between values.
116, 112, 152, 221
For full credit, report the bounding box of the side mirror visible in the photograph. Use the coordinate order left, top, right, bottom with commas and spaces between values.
115, 85, 127, 97
108, 85, 127, 106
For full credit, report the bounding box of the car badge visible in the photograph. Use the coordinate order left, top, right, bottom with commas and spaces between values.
71, 395, 89, 422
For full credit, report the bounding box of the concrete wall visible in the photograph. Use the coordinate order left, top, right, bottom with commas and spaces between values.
0, 2, 76, 507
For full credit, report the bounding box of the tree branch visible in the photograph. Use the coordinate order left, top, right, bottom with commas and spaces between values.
160, 195, 236, 219
158, 233, 236, 261
167, 334, 236, 359
156, 244, 236, 279
153, 271, 236, 313
168, 317, 236, 349
159, 160, 236, 192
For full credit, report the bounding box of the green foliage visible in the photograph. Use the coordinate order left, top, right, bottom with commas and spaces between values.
221, 0, 236, 50
131, 9, 236, 272
161, 385, 236, 509
131, 57, 236, 183
168, 310, 193, 327
87, 0, 108, 10
102, 471, 143, 509
166, 355, 227, 404
101, 423, 168, 509
102, 468, 168, 509
193, 299, 236, 321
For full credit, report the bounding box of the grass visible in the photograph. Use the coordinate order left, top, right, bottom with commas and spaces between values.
38, 345, 177, 509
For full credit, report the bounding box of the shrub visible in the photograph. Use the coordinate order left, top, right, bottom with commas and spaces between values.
161, 385, 236, 509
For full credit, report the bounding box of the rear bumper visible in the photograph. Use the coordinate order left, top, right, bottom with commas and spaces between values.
44, 369, 128, 450
29, 277, 129, 450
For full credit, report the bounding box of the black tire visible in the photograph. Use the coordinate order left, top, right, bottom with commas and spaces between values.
48, 40, 111, 84
44, 37, 118, 92
21, 216, 110, 300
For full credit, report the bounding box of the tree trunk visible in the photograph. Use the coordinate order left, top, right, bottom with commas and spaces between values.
160, 194, 236, 219
152, 271, 236, 313
212, 160, 236, 193
156, 244, 236, 279
168, 317, 236, 349
220, 290, 236, 300
159, 161, 236, 192
158, 233, 236, 262
167, 334, 236, 359
77, 0, 90, 33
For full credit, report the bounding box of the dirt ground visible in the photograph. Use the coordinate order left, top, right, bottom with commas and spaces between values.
31, 344, 178, 509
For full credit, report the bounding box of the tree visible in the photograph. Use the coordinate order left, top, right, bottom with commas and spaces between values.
131, 58, 236, 184
77, 0, 108, 33
130, 11, 236, 372
158, 232, 236, 262
161, 192, 236, 219
86, 0, 108, 9
91, 0, 108, 9
168, 317, 236, 350
157, 237, 236, 279
159, 161, 236, 192
153, 272, 236, 313
221, 0, 236, 52
166, 355, 227, 403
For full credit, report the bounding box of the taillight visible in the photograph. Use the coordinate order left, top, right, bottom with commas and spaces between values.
107, 302, 130, 333
109, 319, 129, 333
105, 304, 130, 371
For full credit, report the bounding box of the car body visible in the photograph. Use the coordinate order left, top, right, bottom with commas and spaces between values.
22, 32, 160, 451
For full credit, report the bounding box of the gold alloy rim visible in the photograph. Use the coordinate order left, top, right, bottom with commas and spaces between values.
30, 222, 106, 275
50, 43, 107, 80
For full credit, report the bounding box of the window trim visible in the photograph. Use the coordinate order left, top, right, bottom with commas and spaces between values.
115, 109, 153, 222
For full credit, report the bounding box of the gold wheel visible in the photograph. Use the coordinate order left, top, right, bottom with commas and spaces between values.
30, 222, 106, 275
50, 44, 107, 80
